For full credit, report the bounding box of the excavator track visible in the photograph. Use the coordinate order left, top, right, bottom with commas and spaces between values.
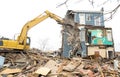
0, 49, 27, 57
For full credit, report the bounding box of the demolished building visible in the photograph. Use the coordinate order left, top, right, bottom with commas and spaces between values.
62, 10, 115, 58
0, 10, 119, 77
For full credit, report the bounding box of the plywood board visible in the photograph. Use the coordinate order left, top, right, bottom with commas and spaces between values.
0, 68, 21, 74
35, 67, 51, 76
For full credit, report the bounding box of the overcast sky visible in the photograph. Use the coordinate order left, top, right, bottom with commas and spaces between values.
0, 0, 120, 51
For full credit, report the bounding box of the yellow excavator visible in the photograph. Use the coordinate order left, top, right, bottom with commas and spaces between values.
0, 10, 64, 51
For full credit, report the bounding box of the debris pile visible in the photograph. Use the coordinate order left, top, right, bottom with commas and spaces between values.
0, 49, 120, 77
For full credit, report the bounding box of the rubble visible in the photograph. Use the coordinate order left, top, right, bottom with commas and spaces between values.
0, 50, 120, 77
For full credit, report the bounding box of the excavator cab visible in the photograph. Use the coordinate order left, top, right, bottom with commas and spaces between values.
26, 37, 31, 45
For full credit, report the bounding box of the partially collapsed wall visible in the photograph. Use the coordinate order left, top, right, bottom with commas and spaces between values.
61, 23, 81, 58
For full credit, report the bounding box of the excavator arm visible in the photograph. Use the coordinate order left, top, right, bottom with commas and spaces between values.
0, 10, 64, 51
17, 10, 64, 49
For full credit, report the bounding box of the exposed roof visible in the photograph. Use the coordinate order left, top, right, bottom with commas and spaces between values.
67, 10, 103, 14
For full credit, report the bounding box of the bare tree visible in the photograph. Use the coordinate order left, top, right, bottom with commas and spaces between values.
38, 38, 49, 51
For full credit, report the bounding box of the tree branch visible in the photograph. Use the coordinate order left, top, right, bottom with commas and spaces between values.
88, 0, 94, 7
104, 4, 120, 21
98, 0, 110, 7
56, 0, 69, 8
